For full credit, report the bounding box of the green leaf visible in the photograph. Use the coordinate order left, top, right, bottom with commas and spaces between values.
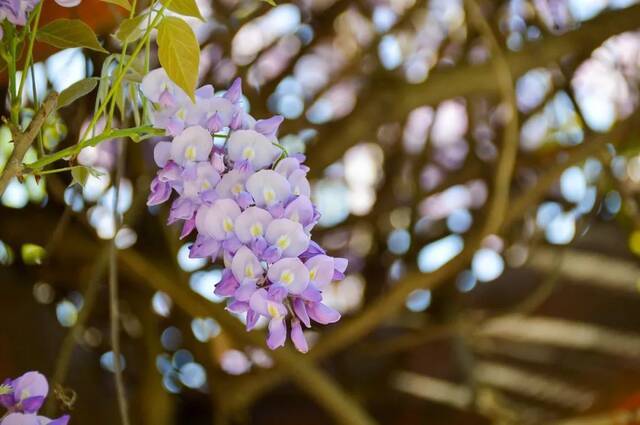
37, 19, 108, 53
71, 166, 89, 187
160, 0, 204, 20
261, 0, 276, 6
57, 78, 98, 109
115, 14, 147, 44
21, 243, 46, 265
101, 0, 132, 11
157, 17, 200, 101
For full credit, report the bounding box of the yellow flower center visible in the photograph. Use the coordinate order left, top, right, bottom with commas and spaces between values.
232, 183, 243, 194
264, 188, 276, 204
267, 303, 280, 318
309, 267, 317, 281
242, 146, 256, 160
250, 223, 263, 237
276, 235, 290, 250
223, 217, 234, 233
244, 264, 254, 278
185, 146, 197, 161
0, 384, 12, 396
280, 270, 294, 285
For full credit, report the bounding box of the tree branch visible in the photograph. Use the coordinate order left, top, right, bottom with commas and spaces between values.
223, 114, 638, 411
0, 91, 58, 196
118, 249, 378, 425
302, 3, 640, 176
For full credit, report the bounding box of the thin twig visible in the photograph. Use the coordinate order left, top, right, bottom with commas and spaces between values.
222, 113, 638, 413
465, 0, 519, 236
0, 92, 57, 196
45, 249, 109, 416
110, 143, 130, 425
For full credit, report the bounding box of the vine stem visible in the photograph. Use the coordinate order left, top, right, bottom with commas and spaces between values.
82, 1, 170, 141
24, 125, 162, 171
110, 142, 130, 425
16, 0, 43, 106
0, 92, 58, 196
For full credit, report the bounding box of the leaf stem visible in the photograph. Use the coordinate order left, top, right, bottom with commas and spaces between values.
16, 0, 43, 108
25, 125, 162, 171
82, 1, 169, 141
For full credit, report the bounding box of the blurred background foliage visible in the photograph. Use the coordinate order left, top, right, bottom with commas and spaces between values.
2, 0, 640, 424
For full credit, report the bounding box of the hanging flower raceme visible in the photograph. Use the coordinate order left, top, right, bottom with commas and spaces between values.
0, 371, 70, 425
143, 68, 347, 353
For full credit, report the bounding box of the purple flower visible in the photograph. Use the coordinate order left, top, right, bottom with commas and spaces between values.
195, 199, 241, 241
0, 372, 48, 414
284, 196, 317, 231
216, 169, 250, 203
0, 0, 39, 29
246, 170, 291, 208
265, 218, 310, 259
147, 176, 172, 206
249, 289, 288, 349
305, 254, 348, 289
0, 372, 69, 425
234, 207, 272, 244
227, 130, 280, 171
267, 257, 309, 295
169, 126, 212, 166
182, 162, 220, 200
0, 413, 70, 425
230, 246, 264, 301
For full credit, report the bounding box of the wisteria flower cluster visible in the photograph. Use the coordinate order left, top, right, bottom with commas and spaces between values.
144, 68, 347, 353
0, 372, 69, 425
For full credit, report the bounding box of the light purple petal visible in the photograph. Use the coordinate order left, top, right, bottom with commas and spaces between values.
267, 257, 309, 295
292, 298, 310, 327
214, 270, 239, 296
230, 246, 263, 284
195, 198, 241, 240
290, 319, 308, 353
216, 169, 247, 199
41, 415, 70, 425
1, 413, 40, 425
226, 301, 249, 313
254, 115, 284, 139
265, 218, 310, 258
13, 372, 48, 402
246, 170, 291, 208
235, 282, 258, 302
170, 126, 212, 165
305, 255, 335, 289
223, 77, 242, 103
267, 317, 286, 350
284, 196, 315, 228
234, 207, 273, 244
307, 302, 341, 325
189, 234, 220, 259
227, 130, 280, 170
288, 169, 310, 197
153, 141, 171, 167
